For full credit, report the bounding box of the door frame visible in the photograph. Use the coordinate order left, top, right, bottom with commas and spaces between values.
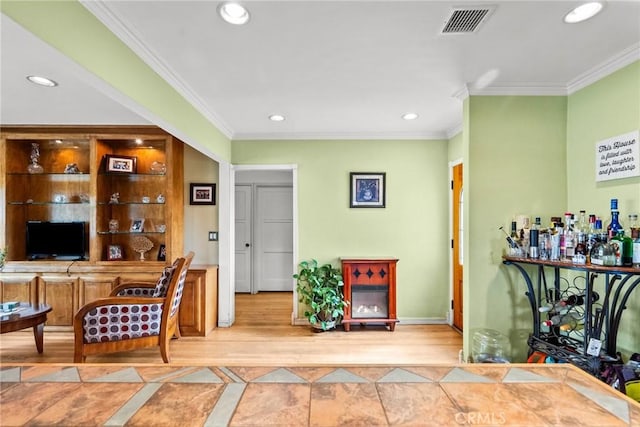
448, 158, 463, 328
231, 164, 299, 322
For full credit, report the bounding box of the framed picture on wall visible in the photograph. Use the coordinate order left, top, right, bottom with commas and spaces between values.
190, 183, 216, 205
350, 172, 386, 208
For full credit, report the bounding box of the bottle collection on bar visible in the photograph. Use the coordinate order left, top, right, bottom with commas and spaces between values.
502, 198, 640, 268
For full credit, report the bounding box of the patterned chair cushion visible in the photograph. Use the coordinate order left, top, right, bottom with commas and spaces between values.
82, 303, 164, 343
152, 261, 178, 297
116, 287, 155, 297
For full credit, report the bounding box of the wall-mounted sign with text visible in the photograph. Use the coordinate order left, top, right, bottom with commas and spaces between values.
595, 130, 639, 182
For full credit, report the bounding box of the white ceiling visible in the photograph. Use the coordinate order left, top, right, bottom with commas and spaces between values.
2, 1, 640, 141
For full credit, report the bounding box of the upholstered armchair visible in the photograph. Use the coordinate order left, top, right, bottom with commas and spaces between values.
73, 251, 194, 363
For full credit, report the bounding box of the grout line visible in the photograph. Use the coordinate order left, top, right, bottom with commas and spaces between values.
203, 383, 246, 427
103, 382, 162, 426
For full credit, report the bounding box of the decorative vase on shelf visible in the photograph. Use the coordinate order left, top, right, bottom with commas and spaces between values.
27, 143, 44, 174
131, 236, 154, 261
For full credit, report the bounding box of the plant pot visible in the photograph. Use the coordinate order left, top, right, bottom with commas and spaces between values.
312, 319, 336, 332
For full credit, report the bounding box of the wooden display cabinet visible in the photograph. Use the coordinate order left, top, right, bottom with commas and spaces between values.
340, 258, 399, 331
0, 126, 183, 264
0, 126, 193, 332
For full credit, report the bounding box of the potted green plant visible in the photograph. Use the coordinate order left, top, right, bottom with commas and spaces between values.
0, 247, 7, 271
294, 259, 348, 331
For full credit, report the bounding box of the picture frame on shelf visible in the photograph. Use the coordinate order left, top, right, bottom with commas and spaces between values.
350, 172, 386, 208
157, 244, 167, 261
189, 183, 216, 205
107, 245, 123, 261
104, 154, 137, 174
130, 218, 145, 233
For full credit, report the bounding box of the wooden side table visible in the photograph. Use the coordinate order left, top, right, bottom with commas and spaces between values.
1, 302, 52, 353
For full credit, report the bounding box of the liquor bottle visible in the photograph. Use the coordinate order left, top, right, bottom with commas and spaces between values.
529, 217, 540, 259
607, 198, 623, 239
610, 230, 633, 266
574, 212, 587, 264
586, 214, 597, 262
595, 218, 607, 244
630, 214, 640, 267
590, 240, 616, 266
564, 213, 575, 260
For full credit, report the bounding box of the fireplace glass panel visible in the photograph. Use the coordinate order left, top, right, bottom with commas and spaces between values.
351, 285, 389, 319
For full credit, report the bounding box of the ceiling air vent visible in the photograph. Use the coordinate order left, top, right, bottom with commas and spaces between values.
441, 6, 495, 34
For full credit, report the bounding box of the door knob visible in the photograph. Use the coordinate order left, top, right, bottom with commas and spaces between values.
245, 243, 250, 247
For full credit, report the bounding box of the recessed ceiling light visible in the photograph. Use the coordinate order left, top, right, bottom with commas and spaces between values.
55, 139, 63, 144
402, 112, 419, 121
269, 114, 285, 122
218, 2, 250, 25
135, 138, 143, 144
26, 75, 58, 87
564, 2, 603, 23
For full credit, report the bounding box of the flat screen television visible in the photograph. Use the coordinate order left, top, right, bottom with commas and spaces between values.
26, 221, 87, 260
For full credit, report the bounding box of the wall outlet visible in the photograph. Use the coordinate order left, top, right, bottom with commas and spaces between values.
208, 231, 218, 241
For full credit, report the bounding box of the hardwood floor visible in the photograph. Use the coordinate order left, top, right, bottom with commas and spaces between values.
0, 292, 462, 365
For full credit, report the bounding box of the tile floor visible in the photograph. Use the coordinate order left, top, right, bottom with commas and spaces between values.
1, 364, 639, 426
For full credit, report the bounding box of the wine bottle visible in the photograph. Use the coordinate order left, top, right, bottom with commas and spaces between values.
560, 291, 599, 307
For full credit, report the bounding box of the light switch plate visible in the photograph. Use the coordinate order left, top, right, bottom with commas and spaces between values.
208, 231, 218, 241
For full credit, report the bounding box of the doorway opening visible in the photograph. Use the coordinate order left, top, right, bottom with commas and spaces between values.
233, 165, 298, 324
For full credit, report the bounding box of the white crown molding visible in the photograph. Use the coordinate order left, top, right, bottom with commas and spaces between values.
232, 130, 449, 141
446, 123, 463, 140
452, 84, 469, 101
469, 84, 568, 96
567, 43, 640, 94
80, 0, 234, 139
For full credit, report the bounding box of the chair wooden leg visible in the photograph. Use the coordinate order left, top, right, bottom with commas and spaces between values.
160, 336, 171, 363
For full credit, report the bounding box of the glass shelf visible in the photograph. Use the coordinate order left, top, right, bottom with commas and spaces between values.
8, 201, 91, 206
99, 172, 166, 177
7, 172, 89, 178
97, 202, 166, 206
97, 231, 166, 235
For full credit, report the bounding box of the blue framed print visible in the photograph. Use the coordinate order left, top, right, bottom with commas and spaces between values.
350, 172, 386, 208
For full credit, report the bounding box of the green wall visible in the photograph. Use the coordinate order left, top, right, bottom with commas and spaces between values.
567, 61, 640, 356
448, 130, 463, 162
233, 139, 451, 320
464, 96, 568, 361
1, 1, 231, 161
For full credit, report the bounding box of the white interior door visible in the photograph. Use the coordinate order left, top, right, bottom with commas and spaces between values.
255, 185, 293, 292
234, 185, 252, 293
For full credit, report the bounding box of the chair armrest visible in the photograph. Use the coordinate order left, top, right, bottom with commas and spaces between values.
111, 282, 156, 297
74, 296, 165, 343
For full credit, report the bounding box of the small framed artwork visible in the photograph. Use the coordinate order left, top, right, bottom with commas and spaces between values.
190, 183, 216, 205
130, 218, 145, 233
104, 154, 137, 174
107, 244, 123, 261
157, 244, 167, 261
350, 172, 386, 208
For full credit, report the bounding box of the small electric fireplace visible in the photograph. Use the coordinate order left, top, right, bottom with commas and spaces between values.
340, 258, 399, 331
